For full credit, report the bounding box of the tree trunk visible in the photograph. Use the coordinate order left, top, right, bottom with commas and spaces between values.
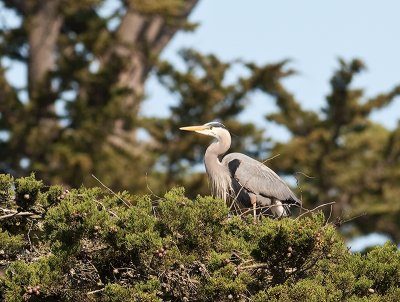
105, 0, 199, 146
27, 1, 63, 101
108, 0, 199, 109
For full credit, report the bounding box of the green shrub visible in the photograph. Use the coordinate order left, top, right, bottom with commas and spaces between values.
14, 173, 43, 210
0, 174, 399, 301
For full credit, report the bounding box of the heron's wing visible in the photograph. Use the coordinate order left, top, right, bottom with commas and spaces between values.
222, 153, 300, 204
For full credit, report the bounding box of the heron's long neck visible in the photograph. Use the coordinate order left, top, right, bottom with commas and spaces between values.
204, 131, 231, 164
204, 131, 232, 201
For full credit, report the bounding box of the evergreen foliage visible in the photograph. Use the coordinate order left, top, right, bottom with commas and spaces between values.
0, 0, 199, 191
246, 59, 400, 241
1, 174, 399, 301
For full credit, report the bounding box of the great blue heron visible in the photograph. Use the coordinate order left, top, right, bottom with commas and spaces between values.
180, 121, 301, 221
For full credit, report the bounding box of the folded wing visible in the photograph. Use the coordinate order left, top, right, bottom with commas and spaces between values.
222, 153, 300, 206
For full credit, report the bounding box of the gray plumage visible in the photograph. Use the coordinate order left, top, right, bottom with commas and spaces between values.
180, 122, 301, 218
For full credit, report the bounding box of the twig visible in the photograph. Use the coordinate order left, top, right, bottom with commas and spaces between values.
295, 202, 336, 220
293, 171, 315, 214
239, 263, 269, 271
27, 220, 34, 249
89, 262, 103, 287
145, 172, 163, 200
91, 174, 131, 208
229, 198, 243, 216
87, 288, 105, 295
238, 204, 285, 217
341, 212, 367, 224
145, 172, 164, 217
93, 199, 119, 219
325, 203, 334, 225
0, 211, 40, 220
294, 171, 315, 179
0, 207, 17, 213
262, 153, 281, 164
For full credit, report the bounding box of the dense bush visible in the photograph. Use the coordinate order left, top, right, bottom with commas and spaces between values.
0, 174, 399, 301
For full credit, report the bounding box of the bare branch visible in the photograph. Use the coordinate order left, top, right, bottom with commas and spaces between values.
239, 263, 269, 271
91, 174, 131, 208
93, 199, 120, 219
325, 203, 334, 225
87, 288, 105, 295
295, 202, 336, 220
27, 220, 34, 249
0, 211, 41, 220
262, 153, 281, 164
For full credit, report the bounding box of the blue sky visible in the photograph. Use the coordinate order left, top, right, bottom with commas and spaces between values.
144, 0, 400, 140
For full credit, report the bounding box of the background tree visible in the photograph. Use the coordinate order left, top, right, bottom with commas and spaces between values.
148, 54, 400, 242
0, 0, 199, 191
244, 58, 400, 241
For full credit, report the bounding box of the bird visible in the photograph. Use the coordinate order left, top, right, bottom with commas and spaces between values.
180, 121, 301, 221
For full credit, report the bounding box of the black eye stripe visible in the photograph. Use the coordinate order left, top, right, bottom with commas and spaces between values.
204, 122, 226, 129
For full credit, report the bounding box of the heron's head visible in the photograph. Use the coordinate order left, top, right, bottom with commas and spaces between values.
180, 122, 228, 139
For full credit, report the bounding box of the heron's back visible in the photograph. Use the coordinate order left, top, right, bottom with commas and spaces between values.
222, 152, 300, 205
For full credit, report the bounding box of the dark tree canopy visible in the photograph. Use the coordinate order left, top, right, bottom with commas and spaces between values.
256, 59, 400, 241
0, 0, 199, 191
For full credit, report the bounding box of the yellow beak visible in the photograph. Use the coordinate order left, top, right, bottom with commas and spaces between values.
179, 125, 207, 132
